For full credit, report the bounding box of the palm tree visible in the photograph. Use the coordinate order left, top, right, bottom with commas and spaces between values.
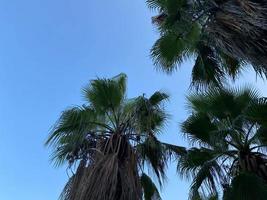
46, 73, 185, 200
147, 0, 267, 88
179, 86, 267, 199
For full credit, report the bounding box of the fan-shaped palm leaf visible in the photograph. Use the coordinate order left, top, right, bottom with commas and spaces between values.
179, 86, 267, 199
147, 0, 267, 88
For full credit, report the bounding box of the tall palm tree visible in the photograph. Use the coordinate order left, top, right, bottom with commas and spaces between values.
147, 0, 267, 88
179, 86, 267, 199
46, 74, 185, 200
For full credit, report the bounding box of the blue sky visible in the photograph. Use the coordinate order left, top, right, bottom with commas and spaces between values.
0, 0, 266, 200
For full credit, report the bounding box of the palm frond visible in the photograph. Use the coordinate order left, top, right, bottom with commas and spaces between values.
137, 137, 168, 185
151, 32, 191, 73
191, 44, 225, 89
149, 91, 169, 106
181, 113, 217, 146
189, 160, 221, 200
248, 125, 267, 148
141, 173, 162, 200
134, 92, 169, 134
177, 148, 218, 179
161, 142, 187, 158
46, 106, 96, 146
45, 106, 98, 166
187, 87, 252, 119
148, 0, 267, 88
82, 74, 127, 114
220, 52, 244, 80
146, 0, 166, 10
246, 97, 267, 124
179, 85, 267, 199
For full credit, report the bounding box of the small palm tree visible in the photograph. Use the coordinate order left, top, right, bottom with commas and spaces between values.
179, 86, 267, 199
46, 74, 184, 200
147, 0, 267, 88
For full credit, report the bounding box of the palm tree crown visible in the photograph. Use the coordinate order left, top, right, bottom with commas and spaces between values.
147, 0, 267, 88
46, 74, 184, 200
179, 86, 267, 199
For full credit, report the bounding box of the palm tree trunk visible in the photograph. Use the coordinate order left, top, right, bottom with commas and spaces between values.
239, 153, 267, 182
70, 135, 142, 200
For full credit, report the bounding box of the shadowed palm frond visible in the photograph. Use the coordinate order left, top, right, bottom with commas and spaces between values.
141, 173, 162, 200
179, 86, 267, 199
147, 0, 267, 89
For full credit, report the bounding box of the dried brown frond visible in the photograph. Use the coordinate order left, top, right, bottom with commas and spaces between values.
68, 135, 142, 200
207, 0, 267, 75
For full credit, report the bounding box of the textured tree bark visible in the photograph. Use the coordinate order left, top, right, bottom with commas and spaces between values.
70, 135, 142, 200
238, 152, 267, 182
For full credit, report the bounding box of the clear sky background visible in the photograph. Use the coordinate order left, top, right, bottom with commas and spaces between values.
0, 0, 266, 200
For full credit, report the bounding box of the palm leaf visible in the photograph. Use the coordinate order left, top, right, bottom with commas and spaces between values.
82, 74, 127, 114
151, 31, 192, 73
141, 173, 161, 200
191, 44, 225, 89
137, 137, 168, 185
181, 113, 217, 146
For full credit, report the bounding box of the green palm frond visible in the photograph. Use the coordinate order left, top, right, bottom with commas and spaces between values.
246, 97, 267, 124
149, 91, 169, 106
249, 126, 267, 147
191, 43, 226, 89
82, 73, 127, 115
46, 106, 96, 146
220, 52, 244, 80
147, 0, 267, 88
151, 32, 190, 73
177, 148, 218, 179
141, 173, 162, 200
146, 0, 166, 10
45, 106, 98, 166
187, 87, 260, 119
138, 137, 186, 187
181, 113, 217, 146
137, 136, 168, 185
161, 142, 187, 158
189, 160, 221, 200
134, 92, 169, 134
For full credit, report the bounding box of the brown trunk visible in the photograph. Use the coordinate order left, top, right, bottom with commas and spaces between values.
69, 135, 142, 200
239, 152, 267, 182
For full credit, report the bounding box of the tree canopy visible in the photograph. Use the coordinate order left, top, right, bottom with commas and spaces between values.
148, 0, 267, 88
179, 86, 267, 199
46, 74, 185, 200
